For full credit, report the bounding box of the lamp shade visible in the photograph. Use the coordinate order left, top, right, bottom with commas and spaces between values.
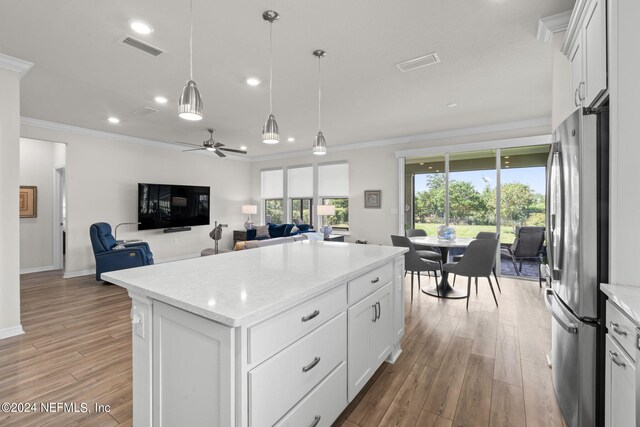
178, 80, 203, 121
262, 114, 280, 144
242, 205, 258, 215
312, 131, 327, 155
317, 204, 336, 216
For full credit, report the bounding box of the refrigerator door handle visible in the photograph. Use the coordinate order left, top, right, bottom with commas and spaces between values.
546, 143, 564, 280
544, 288, 578, 334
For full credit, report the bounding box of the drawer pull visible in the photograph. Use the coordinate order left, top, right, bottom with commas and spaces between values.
301, 310, 320, 322
376, 301, 381, 320
609, 351, 626, 368
610, 322, 628, 336
371, 277, 380, 284
302, 357, 321, 373
311, 415, 321, 427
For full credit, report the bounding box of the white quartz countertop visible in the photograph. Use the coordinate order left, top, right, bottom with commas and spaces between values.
102, 241, 406, 327
601, 283, 640, 325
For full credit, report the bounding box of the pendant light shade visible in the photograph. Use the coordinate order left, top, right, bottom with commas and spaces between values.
262, 10, 280, 144
178, 0, 203, 121
312, 50, 327, 155
312, 131, 327, 155
178, 80, 203, 121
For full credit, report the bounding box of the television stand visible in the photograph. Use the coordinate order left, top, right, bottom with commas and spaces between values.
163, 227, 192, 233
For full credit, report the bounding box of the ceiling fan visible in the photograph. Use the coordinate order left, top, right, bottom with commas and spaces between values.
178, 129, 247, 157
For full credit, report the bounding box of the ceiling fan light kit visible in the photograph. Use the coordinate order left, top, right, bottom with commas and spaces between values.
312, 49, 328, 155
261, 10, 280, 144
178, 0, 203, 121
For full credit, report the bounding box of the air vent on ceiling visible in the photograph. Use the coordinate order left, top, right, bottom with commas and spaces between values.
133, 106, 159, 116
120, 35, 164, 57
396, 52, 440, 72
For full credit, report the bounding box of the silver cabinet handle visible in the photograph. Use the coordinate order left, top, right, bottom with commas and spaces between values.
372, 304, 378, 322
310, 415, 321, 427
371, 277, 380, 284
302, 310, 320, 322
376, 301, 381, 320
579, 81, 585, 101
610, 322, 628, 336
302, 356, 321, 373
574, 88, 581, 107
609, 351, 627, 368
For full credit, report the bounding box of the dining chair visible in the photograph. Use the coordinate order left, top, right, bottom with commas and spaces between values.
405, 229, 442, 263
443, 239, 500, 310
452, 232, 501, 293
391, 235, 441, 301
500, 226, 545, 275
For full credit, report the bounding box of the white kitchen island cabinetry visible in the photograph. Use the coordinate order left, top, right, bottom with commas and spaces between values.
103, 241, 406, 427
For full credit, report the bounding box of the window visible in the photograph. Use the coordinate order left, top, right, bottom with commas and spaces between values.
318, 163, 349, 230
321, 198, 348, 230
288, 166, 313, 225
261, 169, 283, 223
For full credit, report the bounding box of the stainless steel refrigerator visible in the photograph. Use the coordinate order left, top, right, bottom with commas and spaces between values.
543, 106, 609, 427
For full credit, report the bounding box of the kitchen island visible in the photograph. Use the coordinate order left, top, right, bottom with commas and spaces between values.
103, 240, 407, 427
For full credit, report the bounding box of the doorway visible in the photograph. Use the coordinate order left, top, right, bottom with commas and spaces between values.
53, 167, 66, 270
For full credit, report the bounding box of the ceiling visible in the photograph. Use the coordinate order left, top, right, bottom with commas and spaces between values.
0, 0, 574, 157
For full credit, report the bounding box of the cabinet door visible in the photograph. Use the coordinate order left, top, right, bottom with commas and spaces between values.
583, 0, 607, 106
370, 285, 391, 369
347, 291, 376, 401
605, 335, 635, 427
570, 40, 584, 109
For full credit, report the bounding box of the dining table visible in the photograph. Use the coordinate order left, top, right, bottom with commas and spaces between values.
409, 236, 475, 299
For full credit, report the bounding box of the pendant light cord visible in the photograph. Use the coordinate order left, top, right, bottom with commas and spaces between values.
318, 56, 322, 130
189, 0, 193, 81
269, 22, 273, 114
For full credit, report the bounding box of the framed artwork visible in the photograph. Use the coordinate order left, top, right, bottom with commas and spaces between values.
20, 186, 37, 218
364, 190, 381, 208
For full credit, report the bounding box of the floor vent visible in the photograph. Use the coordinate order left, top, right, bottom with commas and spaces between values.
396, 52, 440, 72
120, 35, 164, 57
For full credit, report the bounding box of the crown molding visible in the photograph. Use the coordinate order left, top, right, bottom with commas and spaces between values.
252, 116, 551, 163
20, 117, 251, 162
0, 53, 34, 78
537, 11, 573, 42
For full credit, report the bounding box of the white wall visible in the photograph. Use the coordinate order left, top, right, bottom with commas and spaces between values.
0, 66, 23, 338
21, 124, 252, 277
250, 125, 550, 246
19, 138, 61, 272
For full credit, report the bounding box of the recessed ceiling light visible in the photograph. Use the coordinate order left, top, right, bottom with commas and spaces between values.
240, 145, 248, 151
504, 156, 510, 159
130, 21, 153, 35
108, 117, 120, 124
447, 103, 457, 108
428, 166, 433, 169
420, 162, 424, 165
505, 161, 510, 164
436, 170, 440, 172
287, 137, 295, 143
154, 96, 168, 104
246, 77, 261, 87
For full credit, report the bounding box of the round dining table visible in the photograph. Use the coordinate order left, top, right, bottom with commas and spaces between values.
408, 236, 474, 299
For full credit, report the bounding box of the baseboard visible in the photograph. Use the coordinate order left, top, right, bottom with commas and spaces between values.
63, 268, 95, 279
20, 265, 56, 275
0, 325, 25, 340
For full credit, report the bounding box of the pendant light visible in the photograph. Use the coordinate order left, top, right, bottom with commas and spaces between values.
178, 0, 203, 121
312, 50, 327, 155
262, 10, 280, 144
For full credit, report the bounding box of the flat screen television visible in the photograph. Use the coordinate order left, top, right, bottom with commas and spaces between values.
138, 183, 210, 230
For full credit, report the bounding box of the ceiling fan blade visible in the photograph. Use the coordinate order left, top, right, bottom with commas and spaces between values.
183, 147, 205, 152
213, 141, 225, 148
214, 149, 226, 158
219, 147, 247, 154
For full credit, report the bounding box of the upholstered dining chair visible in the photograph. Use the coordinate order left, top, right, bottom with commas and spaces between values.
443, 238, 500, 310
391, 235, 441, 301
500, 226, 545, 275
405, 229, 442, 279
452, 232, 501, 293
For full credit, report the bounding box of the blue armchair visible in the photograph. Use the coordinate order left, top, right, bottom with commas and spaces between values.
89, 222, 154, 281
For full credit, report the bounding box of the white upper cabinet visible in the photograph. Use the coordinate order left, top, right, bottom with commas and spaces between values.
564, 0, 608, 109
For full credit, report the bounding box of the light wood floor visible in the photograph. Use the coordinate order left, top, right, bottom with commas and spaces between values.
0, 270, 564, 426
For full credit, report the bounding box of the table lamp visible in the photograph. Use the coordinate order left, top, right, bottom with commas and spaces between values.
242, 205, 257, 230
317, 204, 336, 237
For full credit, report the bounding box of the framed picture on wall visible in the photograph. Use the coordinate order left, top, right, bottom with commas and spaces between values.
364, 190, 381, 208
20, 186, 37, 218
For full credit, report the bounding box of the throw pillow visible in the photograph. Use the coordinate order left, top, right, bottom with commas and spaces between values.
290, 225, 299, 234
297, 224, 310, 233
268, 223, 287, 238
233, 242, 246, 251
255, 225, 270, 239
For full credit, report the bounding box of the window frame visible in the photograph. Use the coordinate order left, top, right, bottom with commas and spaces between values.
320, 196, 349, 231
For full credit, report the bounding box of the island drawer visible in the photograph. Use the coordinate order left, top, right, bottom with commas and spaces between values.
606, 300, 637, 361
274, 362, 347, 427
247, 285, 347, 364
248, 312, 347, 427
348, 262, 393, 304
